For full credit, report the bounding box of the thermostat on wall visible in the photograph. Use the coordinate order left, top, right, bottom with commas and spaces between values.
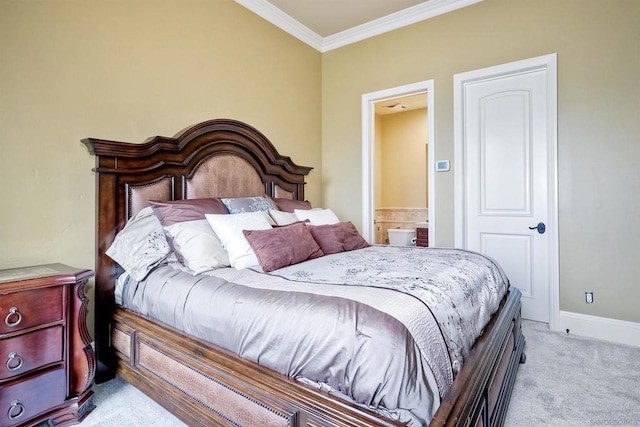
436, 160, 450, 172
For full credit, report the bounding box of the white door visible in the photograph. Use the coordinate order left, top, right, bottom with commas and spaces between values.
454, 55, 558, 323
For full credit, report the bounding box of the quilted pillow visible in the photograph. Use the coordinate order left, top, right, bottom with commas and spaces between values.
221, 196, 277, 214
243, 222, 324, 272
163, 219, 229, 274
106, 207, 171, 281
149, 198, 229, 268
307, 221, 369, 255
149, 198, 229, 226
205, 211, 273, 269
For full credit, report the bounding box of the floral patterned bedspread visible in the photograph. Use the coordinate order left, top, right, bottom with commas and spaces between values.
269, 245, 510, 377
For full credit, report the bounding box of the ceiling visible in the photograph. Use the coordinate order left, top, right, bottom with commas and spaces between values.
374, 93, 428, 115
235, 0, 482, 52
266, 0, 427, 37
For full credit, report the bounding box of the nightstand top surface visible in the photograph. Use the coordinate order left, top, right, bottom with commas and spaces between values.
0, 263, 92, 284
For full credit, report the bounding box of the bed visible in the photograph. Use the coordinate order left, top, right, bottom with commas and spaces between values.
82, 118, 525, 427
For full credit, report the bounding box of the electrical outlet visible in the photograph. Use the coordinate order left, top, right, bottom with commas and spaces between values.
585, 292, 594, 304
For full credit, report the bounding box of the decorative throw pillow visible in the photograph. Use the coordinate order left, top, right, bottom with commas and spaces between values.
205, 211, 273, 269
220, 196, 277, 214
149, 198, 228, 226
163, 219, 229, 274
294, 208, 340, 225
268, 209, 299, 226
268, 197, 312, 213
243, 222, 324, 272
106, 206, 171, 281
307, 221, 370, 255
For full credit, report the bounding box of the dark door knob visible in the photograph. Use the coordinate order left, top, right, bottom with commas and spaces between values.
529, 222, 546, 234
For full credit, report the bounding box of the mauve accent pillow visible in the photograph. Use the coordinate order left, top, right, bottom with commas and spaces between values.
268, 197, 312, 213
149, 198, 229, 226
307, 221, 370, 255
243, 222, 324, 272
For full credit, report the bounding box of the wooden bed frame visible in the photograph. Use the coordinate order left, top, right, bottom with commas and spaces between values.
83, 118, 525, 427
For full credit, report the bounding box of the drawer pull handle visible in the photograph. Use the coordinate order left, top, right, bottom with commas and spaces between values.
6, 353, 23, 371
4, 307, 22, 328
7, 400, 25, 420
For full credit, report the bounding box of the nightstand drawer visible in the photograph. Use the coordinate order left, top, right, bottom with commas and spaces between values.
0, 287, 62, 334
0, 367, 66, 426
0, 326, 63, 380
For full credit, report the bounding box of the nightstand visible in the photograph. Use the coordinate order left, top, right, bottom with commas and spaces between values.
0, 264, 95, 426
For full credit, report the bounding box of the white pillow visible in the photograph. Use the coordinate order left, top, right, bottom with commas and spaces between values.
164, 219, 229, 274
268, 209, 298, 226
106, 207, 171, 281
294, 208, 340, 225
205, 211, 273, 269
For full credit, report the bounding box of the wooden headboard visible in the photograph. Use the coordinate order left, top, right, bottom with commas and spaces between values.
82, 118, 312, 378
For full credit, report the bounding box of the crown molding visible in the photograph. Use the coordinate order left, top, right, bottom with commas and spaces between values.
235, 0, 324, 51
323, 0, 483, 51
236, 0, 482, 52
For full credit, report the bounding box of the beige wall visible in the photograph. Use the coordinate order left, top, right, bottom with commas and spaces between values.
378, 108, 428, 208
322, 0, 640, 323
0, 0, 322, 335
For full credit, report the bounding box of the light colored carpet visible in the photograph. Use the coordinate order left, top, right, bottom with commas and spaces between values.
82, 376, 185, 426
504, 320, 640, 426
79, 320, 640, 426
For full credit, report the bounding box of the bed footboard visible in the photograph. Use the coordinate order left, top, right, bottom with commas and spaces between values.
110, 308, 402, 427
107, 288, 524, 427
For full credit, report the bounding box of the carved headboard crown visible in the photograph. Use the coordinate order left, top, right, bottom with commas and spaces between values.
83, 118, 312, 221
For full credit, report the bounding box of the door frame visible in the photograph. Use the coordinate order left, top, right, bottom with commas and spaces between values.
453, 53, 559, 329
361, 79, 435, 245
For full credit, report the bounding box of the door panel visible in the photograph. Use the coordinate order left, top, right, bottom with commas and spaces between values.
481, 233, 533, 298
481, 91, 531, 214
462, 68, 550, 322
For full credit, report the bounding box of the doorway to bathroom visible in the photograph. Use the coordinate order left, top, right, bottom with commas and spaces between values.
361, 80, 435, 246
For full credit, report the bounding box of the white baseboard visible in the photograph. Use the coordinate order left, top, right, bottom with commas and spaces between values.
555, 310, 640, 348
